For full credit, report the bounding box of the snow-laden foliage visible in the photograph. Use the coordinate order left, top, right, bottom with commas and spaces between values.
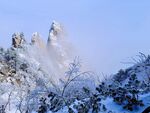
1, 45, 150, 113
94, 53, 150, 112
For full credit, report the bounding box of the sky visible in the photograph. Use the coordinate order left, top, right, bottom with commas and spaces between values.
0, 0, 150, 75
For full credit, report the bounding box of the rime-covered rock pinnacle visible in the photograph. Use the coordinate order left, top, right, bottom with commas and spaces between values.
12, 32, 26, 48
47, 21, 63, 46
46, 21, 71, 72
31, 32, 46, 49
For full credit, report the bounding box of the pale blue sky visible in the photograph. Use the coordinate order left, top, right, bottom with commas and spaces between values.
0, 0, 150, 74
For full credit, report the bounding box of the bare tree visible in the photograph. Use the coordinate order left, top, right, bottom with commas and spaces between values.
61, 57, 93, 97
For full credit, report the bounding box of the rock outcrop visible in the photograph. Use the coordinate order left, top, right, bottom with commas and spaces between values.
12, 32, 26, 48
31, 32, 46, 49
47, 21, 63, 46
10, 21, 72, 75
46, 21, 71, 72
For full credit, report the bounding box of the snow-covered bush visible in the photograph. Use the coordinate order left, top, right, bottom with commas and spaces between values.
59, 58, 95, 100
34, 58, 97, 113
96, 73, 144, 111
37, 92, 64, 113
113, 69, 128, 82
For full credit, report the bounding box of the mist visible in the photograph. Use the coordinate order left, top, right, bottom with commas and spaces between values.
16, 21, 79, 84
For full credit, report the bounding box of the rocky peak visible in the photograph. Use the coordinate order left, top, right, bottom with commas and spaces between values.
31, 32, 40, 44
31, 32, 46, 49
47, 21, 63, 45
12, 32, 26, 48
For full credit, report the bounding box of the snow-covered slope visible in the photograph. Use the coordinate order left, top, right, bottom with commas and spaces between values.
50, 53, 150, 113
